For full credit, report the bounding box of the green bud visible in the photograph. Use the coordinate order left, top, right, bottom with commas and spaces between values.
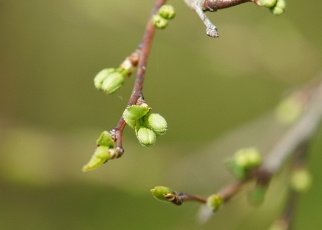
270, 0, 286, 15
94, 68, 115, 90
82, 146, 110, 172
226, 148, 261, 179
96, 131, 114, 148
101, 72, 125, 94
259, 0, 277, 8
207, 194, 223, 212
235, 148, 261, 169
152, 14, 168, 29
270, 7, 284, 15
245, 148, 262, 168
275, 96, 303, 125
123, 105, 150, 129
234, 150, 249, 168
150, 186, 176, 202
136, 126, 156, 147
144, 113, 167, 135
276, 0, 286, 9
158, 5, 176, 19
248, 186, 267, 205
291, 169, 312, 193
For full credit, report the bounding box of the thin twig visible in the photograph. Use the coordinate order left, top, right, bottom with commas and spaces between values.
180, 193, 207, 203
110, 0, 167, 156
184, 0, 260, 37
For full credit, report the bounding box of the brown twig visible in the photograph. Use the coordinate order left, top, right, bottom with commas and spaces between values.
109, 0, 266, 156
180, 193, 207, 203
110, 0, 167, 157
184, 0, 260, 37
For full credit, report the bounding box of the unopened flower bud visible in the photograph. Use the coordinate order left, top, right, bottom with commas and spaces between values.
96, 131, 114, 148
275, 95, 304, 125
144, 113, 167, 135
226, 148, 261, 179
235, 148, 261, 168
207, 194, 223, 212
94, 68, 115, 90
291, 169, 312, 193
270, 7, 284, 15
136, 126, 156, 147
101, 72, 125, 94
158, 5, 176, 19
276, 0, 286, 9
270, 0, 286, 15
245, 148, 262, 168
234, 151, 249, 168
150, 186, 176, 202
152, 14, 168, 29
259, 0, 277, 8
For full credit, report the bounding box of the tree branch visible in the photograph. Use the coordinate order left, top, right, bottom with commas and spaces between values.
159, 76, 322, 213
110, 0, 167, 157
184, 0, 260, 37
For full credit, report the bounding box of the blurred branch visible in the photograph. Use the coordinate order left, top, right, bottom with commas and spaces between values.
152, 76, 322, 215
262, 79, 322, 173
268, 141, 311, 230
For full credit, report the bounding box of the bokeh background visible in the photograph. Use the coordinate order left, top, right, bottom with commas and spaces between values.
1, 1, 322, 229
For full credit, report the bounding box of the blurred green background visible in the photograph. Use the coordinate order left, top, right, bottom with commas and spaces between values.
1, 0, 322, 229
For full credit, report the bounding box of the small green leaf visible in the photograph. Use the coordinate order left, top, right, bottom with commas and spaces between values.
150, 186, 175, 202
82, 146, 110, 172
96, 131, 114, 148
123, 105, 150, 129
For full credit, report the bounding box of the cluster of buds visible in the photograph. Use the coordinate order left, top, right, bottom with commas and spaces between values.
94, 54, 138, 94
226, 148, 262, 180
259, 0, 287, 15
123, 103, 167, 147
82, 131, 120, 172
152, 4, 176, 29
